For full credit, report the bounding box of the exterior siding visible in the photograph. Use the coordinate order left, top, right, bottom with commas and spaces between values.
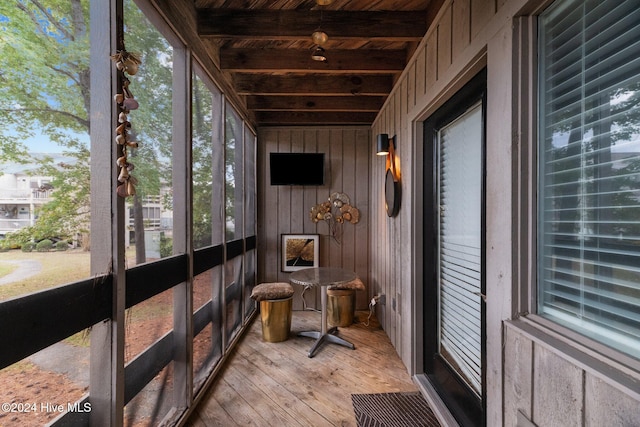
505, 322, 640, 426
370, 0, 640, 425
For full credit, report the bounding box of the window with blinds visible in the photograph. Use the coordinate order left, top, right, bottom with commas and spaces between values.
538, 0, 640, 357
439, 102, 483, 396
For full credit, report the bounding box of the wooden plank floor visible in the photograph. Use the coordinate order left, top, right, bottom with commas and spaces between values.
186, 310, 419, 427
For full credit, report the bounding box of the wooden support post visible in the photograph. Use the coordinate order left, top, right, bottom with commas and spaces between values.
89, 0, 125, 425
172, 44, 194, 411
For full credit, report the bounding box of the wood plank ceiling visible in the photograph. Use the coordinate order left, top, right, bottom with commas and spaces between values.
194, 0, 440, 126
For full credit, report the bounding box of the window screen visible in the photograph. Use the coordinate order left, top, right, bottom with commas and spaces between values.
538, 0, 640, 357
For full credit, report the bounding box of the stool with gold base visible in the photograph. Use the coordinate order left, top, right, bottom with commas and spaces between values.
250, 282, 294, 342
327, 277, 365, 328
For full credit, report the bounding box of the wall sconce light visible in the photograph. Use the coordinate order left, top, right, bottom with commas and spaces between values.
376, 133, 393, 156
376, 133, 401, 217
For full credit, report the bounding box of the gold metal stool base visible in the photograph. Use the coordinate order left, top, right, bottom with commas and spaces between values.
259, 296, 293, 342
327, 289, 355, 328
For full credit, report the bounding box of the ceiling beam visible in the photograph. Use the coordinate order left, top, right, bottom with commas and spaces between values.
197, 10, 426, 41
255, 111, 377, 125
246, 95, 386, 112
233, 74, 393, 96
220, 48, 406, 74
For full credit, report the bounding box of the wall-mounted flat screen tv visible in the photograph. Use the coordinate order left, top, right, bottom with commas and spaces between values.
270, 152, 325, 186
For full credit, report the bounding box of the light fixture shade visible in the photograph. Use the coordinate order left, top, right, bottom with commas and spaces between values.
312, 30, 329, 45
311, 46, 327, 62
376, 134, 390, 155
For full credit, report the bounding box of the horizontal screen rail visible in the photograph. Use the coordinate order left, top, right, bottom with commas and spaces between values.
0, 275, 112, 369
0, 236, 255, 374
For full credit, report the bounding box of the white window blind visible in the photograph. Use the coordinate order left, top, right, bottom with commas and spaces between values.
538, 0, 640, 357
439, 103, 483, 395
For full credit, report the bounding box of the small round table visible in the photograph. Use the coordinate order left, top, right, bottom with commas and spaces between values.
289, 267, 357, 357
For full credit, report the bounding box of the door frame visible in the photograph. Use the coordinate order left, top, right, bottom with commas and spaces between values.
422, 68, 487, 427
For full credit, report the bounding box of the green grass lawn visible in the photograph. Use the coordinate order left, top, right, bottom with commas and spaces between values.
0, 262, 18, 279
0, 249, 91, 301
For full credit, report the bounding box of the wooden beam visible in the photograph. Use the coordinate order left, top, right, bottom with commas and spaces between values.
233, 74, 392, 96
255, 111, 377, 125
221, 48, 406, 73
247, 95, 386, 111
0, 276, 112, 369
125, 254, 188, 307
197, 10, 426, 41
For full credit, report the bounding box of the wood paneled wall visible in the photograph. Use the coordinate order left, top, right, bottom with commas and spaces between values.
369, 1, 519, 426
370, 0, 640, 426
257, 127, 371, 311
370, 0, 500, 370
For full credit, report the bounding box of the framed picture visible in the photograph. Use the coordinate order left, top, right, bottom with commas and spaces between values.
282, 234, 319, 272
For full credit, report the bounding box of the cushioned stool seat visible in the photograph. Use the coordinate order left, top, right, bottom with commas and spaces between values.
327, 277, 365, 327
251, 282, 294, 342
328, 277, 365, 291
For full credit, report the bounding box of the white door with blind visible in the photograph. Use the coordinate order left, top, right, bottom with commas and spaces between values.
423, 70, 485, 427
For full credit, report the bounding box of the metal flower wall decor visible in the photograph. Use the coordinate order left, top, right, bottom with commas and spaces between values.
309, 192, 360, 243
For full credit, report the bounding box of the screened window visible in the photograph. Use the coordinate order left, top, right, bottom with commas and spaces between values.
192, 70, 223, 249
538, 0, 640, 357
225, 103, 244, 241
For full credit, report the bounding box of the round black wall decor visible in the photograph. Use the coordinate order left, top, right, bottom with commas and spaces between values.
385, 168, 400, 217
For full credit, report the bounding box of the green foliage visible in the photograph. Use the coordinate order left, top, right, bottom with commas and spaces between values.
31, 153, 91, 240
4, 216, 74, 248
21, 242, 35, 252
36, 239, 54, 252
0, 0, 174, 247
55, 240, 69, 251
4, 228, 33, 247
0, 0, 90, 157
191, 76, 215, 248
159, 235, 173, 258
122, 2, 173, 201
0, 0, 91, 241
